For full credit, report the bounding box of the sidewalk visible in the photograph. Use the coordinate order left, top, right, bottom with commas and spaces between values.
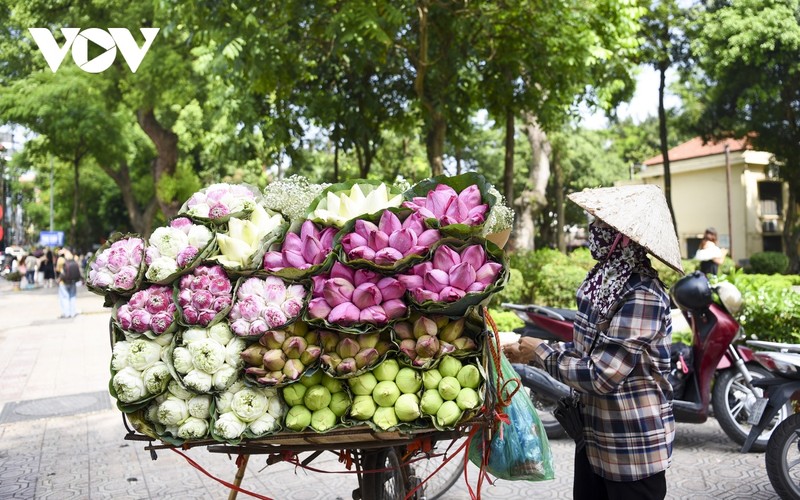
0, 280, 780, 499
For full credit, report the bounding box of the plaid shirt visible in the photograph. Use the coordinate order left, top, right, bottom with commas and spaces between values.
534, 273, 675, 482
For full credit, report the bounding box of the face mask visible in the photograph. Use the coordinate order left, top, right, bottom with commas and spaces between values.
588, 223, 618, 261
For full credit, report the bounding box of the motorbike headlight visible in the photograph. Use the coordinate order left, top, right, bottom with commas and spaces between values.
754, 352, 800, 378
716, 281, 744, 316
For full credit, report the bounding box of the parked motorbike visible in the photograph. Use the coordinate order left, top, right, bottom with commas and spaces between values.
741, 341, 800, 499
503, 271, 786, 451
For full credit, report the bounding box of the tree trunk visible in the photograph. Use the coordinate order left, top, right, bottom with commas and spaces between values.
658, 64, 678, 234
70, 157, 80, 249
503, 107, 515, 210
99, 161, 158, 237
784, 175, 800, 273
412, 1, 445, 176
137, 108, 180, 219
553, 145, 566, 253
426, 114, 446, 176
512, 112, 551, 251
333, 121, 340, 183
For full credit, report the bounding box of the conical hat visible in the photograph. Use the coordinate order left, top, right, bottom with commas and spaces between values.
568, 185, 684, 274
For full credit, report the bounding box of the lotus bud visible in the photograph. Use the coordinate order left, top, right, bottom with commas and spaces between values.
373, 359, 400, 382
336, 358, 357, 375
322, 375, 344, 394
399, 339, 418, 360
395, 367, 422, 394
321, 353, 342, 370
288, 320, 308, 336
319, 331, 340, 353
303, 386, 332, 411
245, 366, 269, 378
422, 369, 443, 391
475, 262, 502, 286
393, 322, 414, 340
438, 341, 456, 356
300, 369, 324, 387
439, 318, 465, 343
348, 372, 378, 396
285, 405, 312, 431
282, 336, 308, 359
421, 389, 444, 415
352, 283, 383, 310
262, 349, 287, 371
456, 365, 482, 390
304, 330, 319, 346
452, 337, 478, 352
382, 299, 407, 320
373, 406, 399, 430
328, 302, 361, 325
355, 348, 379, 369
259, 330, 286, 350
282, 383, 307, 407
329, 391, 351, 417
307, 298, 332, 320
311, 407, 337, 432
413, 317, 438, 339
257, 373, 283, 385
300, 345, 322, 366
282, 359, 304, 380
375, 339, 392, 356
456, 387, 480, 411
350, 395, 377, 420
438, 376, 461, 401
435, 400, 461, 427
394, 393, 421, 423
412, 357, 433, 368
323, 278, 355, 307
438, 356, 463, 378
336, 337, 361, 359
240, 345, 269, 365
373, 381, 401, 407
358, 332, 380, 349
432, 316, 450, 329
415, 335, 440, 358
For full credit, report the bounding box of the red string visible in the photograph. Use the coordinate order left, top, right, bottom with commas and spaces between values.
170, 448, 274, 500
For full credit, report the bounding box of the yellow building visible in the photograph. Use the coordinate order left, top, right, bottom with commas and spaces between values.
634, 137, 781, 264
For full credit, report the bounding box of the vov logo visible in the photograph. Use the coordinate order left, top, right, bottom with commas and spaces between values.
29, 28, 160, 74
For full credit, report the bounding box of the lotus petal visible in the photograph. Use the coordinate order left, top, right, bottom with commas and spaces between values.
374, 247, 404, 266
433, 245, 461, 270
476, 262, 502, 285
307, 297, 332, 319
376, 277, 405, 301
352, 283, 383, 310
460, 245, 486, 270
378, 211, 402, 235
382, 299, 407, 320
328, 302, 361, 325
449, 262, 477, 291
323, 278, 355, 307
349, 245, 377, 261
359, 305, 388, 324
423, 269, 449, 293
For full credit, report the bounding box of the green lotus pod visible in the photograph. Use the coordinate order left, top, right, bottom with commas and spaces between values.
422, 369, 443, 391
336, 337, 361, 359
413, 316, 438, 339
393, 322, 414, 340
394, 393, 421, 422
374, 339, 393, 356
415, 335, 440, 358
420, 389, 444, 415
438, 356, 463, 378
300, 369, 324, 387
358, 332, 380, 349
282, 359, 305, 380
319, 330, 339, 352
262, 349, 287, 371
456, 387, 480, 411
311, 407, 337, 432
285, 405, 312, 431
348, 372, 378, 396
432, 315, 450, 330
456, 364, 482, 390
395, 367, 422, 395
372, 381, 401, 408
329, 391, 351, 417
321, 374, 344, 394
304, 329, 319, 346
438, 376, 461, 401
373, 406, 399, 430
350, 395, 377, 420
259, 329, 286, 350
289, 321, 309, 337
300, 345, 322, 366
282, 336, 308, 359
240, 344, 269, 365
303, 385, 332, 412
435, 400, 461, 427
282, 383, 307, 407
355, 348, 379, 369
373, 359, 400, 382
439, 318, 465, 343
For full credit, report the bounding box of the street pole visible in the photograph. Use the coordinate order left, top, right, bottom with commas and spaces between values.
0, 157, 5, 253
725, 144, 734, 261
49, 156, 54, 231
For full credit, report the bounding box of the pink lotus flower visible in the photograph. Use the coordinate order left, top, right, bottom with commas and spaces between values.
359, 305, 387, 324
262, 221, 337, 271
352, 283, 383, 309
117, 306, 133, 330
113, 266, 138, 290
130, 309, 152, 332
88, 237, 145, 291
341, 211, 440, 265
191, 290, 214, 310
176, 246, 199, 268
150, 311, 174, 334
377, 277, 405, 301
328, 302, 361, 325
308, 297, 332, 319
323, 278, 355, 307
197, 310, 217, 326
170, 217, 193, 230
183, 306, 199, 324
402, 183, 488, 227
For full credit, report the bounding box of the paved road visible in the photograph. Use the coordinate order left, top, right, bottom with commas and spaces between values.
0, 281, 782, 499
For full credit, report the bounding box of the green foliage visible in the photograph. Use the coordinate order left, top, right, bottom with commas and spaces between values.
487, 308, 524, 333
725, 271, 800, 343
3, 271, 22, 282
507, 248, 593, 308
747, 252, 789, 275
491, 268, 525, 307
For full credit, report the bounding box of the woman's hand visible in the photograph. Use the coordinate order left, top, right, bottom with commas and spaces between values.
503, 337, 545, 364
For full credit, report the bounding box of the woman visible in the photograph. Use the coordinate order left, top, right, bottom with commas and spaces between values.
40, 250, 56, 288
694, 227, 726, 275
505, 185, 681, 500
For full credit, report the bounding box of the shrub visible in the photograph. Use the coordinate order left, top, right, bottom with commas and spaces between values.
534, 262, 586, 308
3, 271, 22, 282
491, 268, 525, 307
747, 252, 789, 275
487, 308, 524, 332
724, 270, 800, 343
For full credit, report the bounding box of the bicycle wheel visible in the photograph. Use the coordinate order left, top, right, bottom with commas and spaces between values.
407, 436, 468, 500
361, 447, 407, 500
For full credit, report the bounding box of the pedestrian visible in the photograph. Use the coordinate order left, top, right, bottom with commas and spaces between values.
694, 227, 727, 275
40, 249, 56, 288
24, 252, 38, 286
17, 256, 27, 287
56, 248, 81, 318
504, 184, 682, 500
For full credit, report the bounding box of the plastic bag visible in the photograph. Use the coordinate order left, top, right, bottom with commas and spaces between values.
468, 332, 554, 481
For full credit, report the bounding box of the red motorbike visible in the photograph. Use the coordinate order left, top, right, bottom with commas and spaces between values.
504, 271, 787, 451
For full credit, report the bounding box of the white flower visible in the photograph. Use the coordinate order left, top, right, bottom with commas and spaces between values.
312, 183, 403, 227
188, 395, 212, 419
127, 339, 162, 371
177, 416, 209, 439
267, 396, 286, 420
149, 227, 189, 259
231, 388, 268, 423
212, 365, 238, 392
189, 338, 227, 374
209, 323, 234, 345
145, 399, 161, 423
224, 338, 247, 368
157, 396, 189, 425
214, 412, 247, 440
111, 341, 131, 371
183, 328, 209, 344
248, 413, 278, 436
172, 347, 194, 374
214, 204, 284, 268
153, 332, 175, 348
142, 361, 171, 395
112, 367, 147, 403
146, 257, 179, 282
183, 369, 213, 393
187, 225, 213, 249
168, 380, 194, 400
216, 391, 234, 414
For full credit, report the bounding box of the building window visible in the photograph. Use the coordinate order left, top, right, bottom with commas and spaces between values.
686, 237, 702, 258
763, 235, 782, 252
758, 181, 783, 217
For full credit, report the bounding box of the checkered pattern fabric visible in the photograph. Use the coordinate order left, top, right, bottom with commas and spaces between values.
535, 273, 675, 482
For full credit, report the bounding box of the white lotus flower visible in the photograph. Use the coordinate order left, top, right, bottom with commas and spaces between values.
177, 416, 209, 439
112, 367, 147, 403
187, 224, 213, 249
212, 365, 238, 391
209, 323, 234, 345
127, 339, 162, 371
224, 337, 247, 368
188, 395, 212, 419
183, 328, 209, 344
231, 388, 268, 423
167, 380, 194, 400
172, 346, 194, 375
153, 332, 175, 348
248, 413, 278, 436
183, 369, 213, 393
146, 256, 179, 282
267, 395, 286, 420
312, 183, 403, 227
157, 396, 189, 425
111, 341, 131, 371
142, 361, 171, 395
216, 391, 234, 414
149, 226, 189, 259
214, 204, 284, 268
214, 411, 247, 440
189, 338, 227, 374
